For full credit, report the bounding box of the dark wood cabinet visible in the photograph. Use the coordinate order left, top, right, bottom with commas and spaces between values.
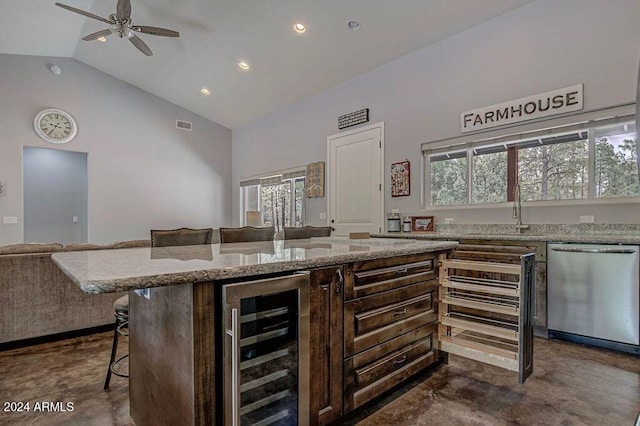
342, 253, 441, 413
309, 266, 344, 426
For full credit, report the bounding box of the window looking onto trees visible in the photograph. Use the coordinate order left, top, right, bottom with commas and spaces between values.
517, 133, 588, 201
595, 124, 639, 197
241, 175, 305, 231
430, 153, 467, 206
427, 120, 638, 206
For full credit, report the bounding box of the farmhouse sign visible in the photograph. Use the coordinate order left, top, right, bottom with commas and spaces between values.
460, 84, 583, 133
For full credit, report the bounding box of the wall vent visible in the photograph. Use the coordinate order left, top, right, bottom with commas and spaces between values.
176, 120, 193, 131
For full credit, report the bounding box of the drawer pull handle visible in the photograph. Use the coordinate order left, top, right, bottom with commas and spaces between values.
336, 269, 343, 294
394, 268, 408, 274
393, 356, 407, 366
393, 308, 407, 316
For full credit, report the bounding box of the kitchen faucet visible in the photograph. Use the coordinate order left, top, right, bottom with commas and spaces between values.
512, 182, 530, 233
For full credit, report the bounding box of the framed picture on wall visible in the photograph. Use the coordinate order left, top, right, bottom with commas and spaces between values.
391, 160, 410, 197
411, 216, 434, 232
306, 161, 325, 198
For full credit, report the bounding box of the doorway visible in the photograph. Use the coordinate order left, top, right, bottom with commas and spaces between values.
327, 122, 384, 235
23, 147, 88, 244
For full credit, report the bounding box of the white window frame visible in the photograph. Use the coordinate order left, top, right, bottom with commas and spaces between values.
239, 166, 307, 227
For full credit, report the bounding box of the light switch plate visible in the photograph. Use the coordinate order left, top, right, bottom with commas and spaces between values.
444, 218, 455, 224
72, 216, 79, 223
319, 212, 327, 220
579, 215, 595, 223
3, 216, 18, 224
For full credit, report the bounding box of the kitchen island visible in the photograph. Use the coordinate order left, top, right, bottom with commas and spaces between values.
52, 237, 459, 425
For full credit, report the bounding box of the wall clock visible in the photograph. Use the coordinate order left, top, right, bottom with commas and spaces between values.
33, 109, 78, 144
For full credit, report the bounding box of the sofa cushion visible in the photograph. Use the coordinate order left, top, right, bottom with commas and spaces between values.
0, 243, 64, 255
109, 239, 151, 249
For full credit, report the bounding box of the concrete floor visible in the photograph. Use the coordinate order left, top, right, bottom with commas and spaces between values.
0, 334, 638, 425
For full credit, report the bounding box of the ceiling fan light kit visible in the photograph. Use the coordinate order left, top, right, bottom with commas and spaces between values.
55, 0, 179, 57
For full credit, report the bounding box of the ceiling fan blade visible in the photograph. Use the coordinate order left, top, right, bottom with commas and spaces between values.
55, 3, 112, 24
133, 26, 180, 37
129, 34, 153, 56
117, 0, 131, 21
82, 29, 113, 41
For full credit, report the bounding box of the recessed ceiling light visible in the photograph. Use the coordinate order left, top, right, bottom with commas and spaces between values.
238, 61, 250, 70
348, 20, 360, 31
97, 36, 107, 42
294, 23, 306, 34
200, 88, 211, 95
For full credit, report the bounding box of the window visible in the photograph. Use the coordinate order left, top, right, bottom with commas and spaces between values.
240, 170, 306, 230
517, 133, 588, 201
595, 123, 639, 198
424, 114, 638, 206
472, 147, 507, 204
430, 152, 467, 206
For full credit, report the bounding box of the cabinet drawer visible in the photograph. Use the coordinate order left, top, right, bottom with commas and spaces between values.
355, 336, 432, 389
355, 294, 432, 335
343, 323, 438, 412
347, 310, 437, 357
347, 280, 437, 315
345, 282, 437, 357
345, 254, 436, 299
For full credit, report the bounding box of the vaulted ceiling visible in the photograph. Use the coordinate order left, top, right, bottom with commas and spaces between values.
1, 0, 533, 129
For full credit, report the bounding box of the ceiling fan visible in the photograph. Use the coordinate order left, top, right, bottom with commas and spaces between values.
55, 0, 179, 56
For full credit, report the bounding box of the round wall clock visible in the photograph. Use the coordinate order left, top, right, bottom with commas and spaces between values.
33, 108, 78, 144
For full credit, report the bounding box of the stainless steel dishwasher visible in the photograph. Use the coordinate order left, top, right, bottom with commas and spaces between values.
548, 243, 639, 354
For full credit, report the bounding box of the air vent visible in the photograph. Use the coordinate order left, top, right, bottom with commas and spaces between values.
176, 120, 192, 131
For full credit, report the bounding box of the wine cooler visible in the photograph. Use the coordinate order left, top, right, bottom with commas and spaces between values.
223, 273, 310, 426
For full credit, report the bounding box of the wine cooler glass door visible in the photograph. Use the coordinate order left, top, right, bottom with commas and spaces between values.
223, 273, 310, 426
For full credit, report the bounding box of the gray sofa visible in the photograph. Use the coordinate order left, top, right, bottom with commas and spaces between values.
0, 240, 149, 345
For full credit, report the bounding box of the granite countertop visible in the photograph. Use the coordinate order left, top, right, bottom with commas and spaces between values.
372, 232, 640, 244
51, 237, 457, 294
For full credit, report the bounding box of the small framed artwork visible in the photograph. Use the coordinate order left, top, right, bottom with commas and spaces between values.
391, 160, 410, 197
411, 216, 434, 232
306, 161, 325, 198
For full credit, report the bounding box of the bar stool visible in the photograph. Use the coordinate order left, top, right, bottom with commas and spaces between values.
219, 226, 275, 243
283, 226, 332, 239
103, 227, 214, 390
103, 295, 129, 389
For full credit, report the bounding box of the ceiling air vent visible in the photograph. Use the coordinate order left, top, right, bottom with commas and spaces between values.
176, 120, 192, 131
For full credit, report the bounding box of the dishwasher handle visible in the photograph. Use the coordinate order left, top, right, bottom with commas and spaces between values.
551, 247, 637, 254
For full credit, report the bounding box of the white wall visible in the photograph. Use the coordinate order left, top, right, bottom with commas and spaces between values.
232, 0, 640, 227
0, 54, 232, 244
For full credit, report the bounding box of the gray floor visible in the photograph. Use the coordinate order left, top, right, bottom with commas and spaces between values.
0, 334, 638, 425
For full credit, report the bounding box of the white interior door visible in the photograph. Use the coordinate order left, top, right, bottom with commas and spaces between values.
328, 123, 383, 236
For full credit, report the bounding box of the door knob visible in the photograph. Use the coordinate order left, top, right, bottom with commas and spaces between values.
331, 219, 335, 223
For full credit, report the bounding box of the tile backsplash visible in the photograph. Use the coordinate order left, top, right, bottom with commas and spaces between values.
435, 223, 640, 235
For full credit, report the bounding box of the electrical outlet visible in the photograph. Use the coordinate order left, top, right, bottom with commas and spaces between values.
319, 212, 327, 220
579, 215, 595, 224
3, 216, 17, 224
444, 218, 455, 224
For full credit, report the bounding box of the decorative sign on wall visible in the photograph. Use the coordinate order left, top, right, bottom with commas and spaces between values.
460, 84, 584, 133
411, 216, 434, 232
391, 160, 410, 197
306, 161, 325, 198
338, 108, 369, 130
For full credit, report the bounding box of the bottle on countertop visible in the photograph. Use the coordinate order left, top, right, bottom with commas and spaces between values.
387, 212, 401, 232
402, 217, 412, 232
